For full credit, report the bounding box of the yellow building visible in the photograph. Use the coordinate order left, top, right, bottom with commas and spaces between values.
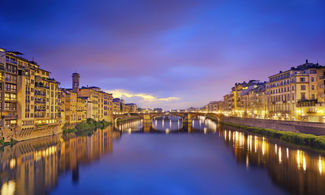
77, 97, 87, 123
124, 103, 137, 113
231, 80, 264, 116
78, 87, 113, 122
33, 69, 60, 126
1, 49, 18, 131
60, 89, 78, 125
223, 93, 233, 112
112, 98, 121, 114
1, 49, 61, 135
245, 84, 267, 118
266, 60, 322, 121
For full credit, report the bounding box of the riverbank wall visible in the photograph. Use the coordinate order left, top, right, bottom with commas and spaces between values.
1, 124, 62, 142
221, 117, 325, 136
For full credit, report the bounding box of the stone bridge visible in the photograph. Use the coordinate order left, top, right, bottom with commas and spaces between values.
113, 112, 205, 124
113, 112, 223, 133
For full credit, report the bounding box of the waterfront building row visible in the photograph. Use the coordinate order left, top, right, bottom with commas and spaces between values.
0, 48, 137, 140
207, 60, 325, 122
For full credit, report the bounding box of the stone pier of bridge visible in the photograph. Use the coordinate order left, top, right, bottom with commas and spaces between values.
143, 114, 152, 133
142, 113, 193, 133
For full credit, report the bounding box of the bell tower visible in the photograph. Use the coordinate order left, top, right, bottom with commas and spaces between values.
72, 73, 80, 94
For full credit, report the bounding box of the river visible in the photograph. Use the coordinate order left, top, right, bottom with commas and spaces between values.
1, 116, 325, 195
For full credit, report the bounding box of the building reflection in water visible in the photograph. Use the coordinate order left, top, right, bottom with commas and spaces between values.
0, 126, 120, 195
220, 127, 325, 195
1, 117, 325, 195
117, 119, 143, 133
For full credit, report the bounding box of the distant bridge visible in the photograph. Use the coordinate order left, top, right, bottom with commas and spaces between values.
113, 112, 219, 132
113, 112, 206, 124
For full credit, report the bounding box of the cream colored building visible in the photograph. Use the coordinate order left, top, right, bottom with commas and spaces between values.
266, 60, 322, 121
124, 103, 137, 113
79, 87, 113, 122
294, 66, 325, 122
60, 89, 79, 125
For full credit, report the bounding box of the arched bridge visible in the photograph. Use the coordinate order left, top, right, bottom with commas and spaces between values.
113, 112, 221, 133
113, 112, 206, 124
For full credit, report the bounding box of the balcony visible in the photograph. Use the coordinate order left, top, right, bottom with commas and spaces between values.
319, 75, 325, 80
35, 108, 46, 112
6, 59, 17, 65
3, 114, 18, 119
319, 84, 325, 89
5, 78, 17, 84
34, 91, 46, 96
297, 99, 318, 107
5, 88, 16, 93
34, 100, 46, 104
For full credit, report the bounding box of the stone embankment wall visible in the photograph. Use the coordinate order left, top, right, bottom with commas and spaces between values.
221, 117, 325, 136
2, 125, 62, 142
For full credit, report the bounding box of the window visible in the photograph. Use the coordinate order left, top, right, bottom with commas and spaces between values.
301, 85, 306, 90
312, 94, 315, 99
292, 86, 294, 90
300, 78, 305, 82
4, 93, 16, 101
5, 74, 17, 82
312, 85, 315, 90
5, 83, 16, 92
5, 102, 16, 111
301, 93, 305, 100
311, 77, 315, 82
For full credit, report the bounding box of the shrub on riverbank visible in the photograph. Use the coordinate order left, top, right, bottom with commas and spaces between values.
116, 116, 140, 123
0, 138, 17, 147
63, 119, 112, 136
63, 128, 77, 135
219, 120, 325, 150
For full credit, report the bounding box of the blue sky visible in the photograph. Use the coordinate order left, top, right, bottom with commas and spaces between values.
1, 0, 325, 109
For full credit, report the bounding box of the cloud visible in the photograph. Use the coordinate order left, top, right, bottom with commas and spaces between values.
106, 89, 180, 102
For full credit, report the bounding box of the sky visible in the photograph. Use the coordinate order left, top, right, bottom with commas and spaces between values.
1, 0, 325, 109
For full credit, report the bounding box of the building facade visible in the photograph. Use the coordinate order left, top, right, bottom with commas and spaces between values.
0, 49, 61, 140
266, 60, 323, 121
78, 87, 113, 122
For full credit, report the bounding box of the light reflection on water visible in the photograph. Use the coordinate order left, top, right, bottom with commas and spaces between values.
1, 117, 325, 195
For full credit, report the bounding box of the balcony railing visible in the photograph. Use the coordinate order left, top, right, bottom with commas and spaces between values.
6, 59, 17, 65
297, 99, 318, 107
34, 101, 46, 104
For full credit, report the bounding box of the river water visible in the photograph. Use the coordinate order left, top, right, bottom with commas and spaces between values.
1, 116, 325, 195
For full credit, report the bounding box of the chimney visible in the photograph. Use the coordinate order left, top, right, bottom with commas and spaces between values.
306, 59, 309, 64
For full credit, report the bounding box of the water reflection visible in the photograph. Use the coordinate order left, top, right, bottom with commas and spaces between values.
152, 116, 183, 132
0, 127, 120, 195
1, 117, 325, 195
117, 119, 143, 133
221, 127, 325, 195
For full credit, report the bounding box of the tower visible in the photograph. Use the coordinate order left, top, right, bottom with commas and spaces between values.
72, 73, 80, 94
